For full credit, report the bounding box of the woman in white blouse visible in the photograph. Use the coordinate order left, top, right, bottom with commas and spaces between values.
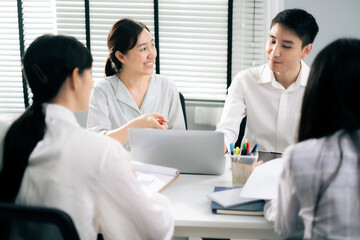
264, 38, 360, 239
87, 18, 185, 147
0, 34, 174, 240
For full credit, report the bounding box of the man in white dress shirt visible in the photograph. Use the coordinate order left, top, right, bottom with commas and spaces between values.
216, 9, 319, 153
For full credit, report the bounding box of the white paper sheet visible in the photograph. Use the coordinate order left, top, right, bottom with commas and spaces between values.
240, 158, 285, 200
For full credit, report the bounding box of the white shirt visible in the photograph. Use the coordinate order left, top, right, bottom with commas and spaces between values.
265, 130, 360, 239
216, 61, 309, 152
87, 74, 186, 148
15, 104, 174, 240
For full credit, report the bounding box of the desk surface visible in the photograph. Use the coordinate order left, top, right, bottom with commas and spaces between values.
162, 156, 280, 239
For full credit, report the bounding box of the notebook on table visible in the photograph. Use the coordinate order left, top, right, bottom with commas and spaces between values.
210, 186, 264, 216
128, 128, 225, 175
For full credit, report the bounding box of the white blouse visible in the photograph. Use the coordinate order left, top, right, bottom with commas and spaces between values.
265, 131, 360, 239
216, 61, 309, 152
15, 104, 174, 240
87, 74, 185, 138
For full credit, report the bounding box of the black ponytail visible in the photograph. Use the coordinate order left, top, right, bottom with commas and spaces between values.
0, 35, 92, 203
0, 103, 45, 202
105, 56, 117, 77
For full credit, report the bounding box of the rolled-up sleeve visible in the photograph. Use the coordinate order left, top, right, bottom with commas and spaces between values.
216, 73, 247, 148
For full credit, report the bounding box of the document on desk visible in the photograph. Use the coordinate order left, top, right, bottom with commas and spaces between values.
132, 161, 179, 193
240, 158, 285, 200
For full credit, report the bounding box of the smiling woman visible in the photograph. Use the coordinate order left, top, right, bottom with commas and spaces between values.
86, 18, 186, 150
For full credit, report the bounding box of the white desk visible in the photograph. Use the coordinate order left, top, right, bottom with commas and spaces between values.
162, 157, 280, 239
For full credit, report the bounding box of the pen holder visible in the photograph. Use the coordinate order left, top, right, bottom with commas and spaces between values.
230, 152, 258, 186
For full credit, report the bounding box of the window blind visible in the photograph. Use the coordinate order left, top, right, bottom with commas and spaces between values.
55, 0, 86, 46
158, 0, 228, 101
89, 0, 154, 82
0, 0, 273, 115
232, 0, 267, 80
0, 0, 24, 116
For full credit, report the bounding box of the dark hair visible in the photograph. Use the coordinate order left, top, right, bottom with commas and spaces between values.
297, 38, 360, 237
299, 38, 360, 141
0, 34, 92, 203
105, 18, 149, 76
271, 8, 319, 47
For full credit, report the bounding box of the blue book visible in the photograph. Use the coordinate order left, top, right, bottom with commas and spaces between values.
211, 186, 265, 216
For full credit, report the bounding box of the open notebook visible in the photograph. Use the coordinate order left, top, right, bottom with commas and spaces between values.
132, 161, 179, 193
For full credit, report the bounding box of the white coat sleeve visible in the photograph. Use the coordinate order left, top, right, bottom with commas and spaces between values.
95, 141, 174, 240
216, 72, 247, 148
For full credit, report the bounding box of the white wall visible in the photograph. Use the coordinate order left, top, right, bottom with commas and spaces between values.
284, 0, 360, 65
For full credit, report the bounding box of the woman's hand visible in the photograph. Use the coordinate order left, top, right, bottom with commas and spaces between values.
131, 113, 168, 129
104, 113, 168, 144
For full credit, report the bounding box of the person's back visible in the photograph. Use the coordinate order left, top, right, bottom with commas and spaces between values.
264, 38, 360, 239
0, 35, 173, 240
279, 131, 360, 239
16, 104, 173, 239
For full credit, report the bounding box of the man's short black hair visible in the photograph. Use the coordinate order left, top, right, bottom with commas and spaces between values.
271, 8, 319, 48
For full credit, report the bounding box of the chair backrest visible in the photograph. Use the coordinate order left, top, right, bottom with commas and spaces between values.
0, 202, 80, 240
235, 116, 247, 147
179, 92, 188, 130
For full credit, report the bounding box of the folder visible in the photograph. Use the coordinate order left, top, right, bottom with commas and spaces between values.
210, 186, 264, 216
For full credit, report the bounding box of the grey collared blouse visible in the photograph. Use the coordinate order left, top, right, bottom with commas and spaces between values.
87, 74, 185, 148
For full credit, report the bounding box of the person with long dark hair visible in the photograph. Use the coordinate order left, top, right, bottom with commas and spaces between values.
264, 38, 360, 239
87, 18, 185, 149
0, 34, 174, 239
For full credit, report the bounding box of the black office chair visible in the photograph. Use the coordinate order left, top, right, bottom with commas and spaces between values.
235, 116, 247, 148
179, 92, 188, 130
0, 202, 80, 240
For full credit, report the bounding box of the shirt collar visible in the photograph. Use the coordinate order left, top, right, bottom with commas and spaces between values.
45, 104, 79, 127
111, 74, 156, 112
258, 60, 309, 90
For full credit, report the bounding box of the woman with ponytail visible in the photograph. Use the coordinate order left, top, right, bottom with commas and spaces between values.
0, 35, 173, 239
87, 18, 185, 149
264, 38, 360, 239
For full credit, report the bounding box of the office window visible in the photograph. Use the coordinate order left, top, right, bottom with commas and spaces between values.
89, 0, 154, 81
0, 0, 275, 115
158, 0, 228, 101
232, 0, 267, 80
55, 0, 86, 46
0, 0, 24, 116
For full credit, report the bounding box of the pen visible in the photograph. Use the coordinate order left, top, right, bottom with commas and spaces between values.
241, 139, 247, 155
229, 143, 235, 155
235, 146, 239, 156
246, 142, 250, 155
251, 144, 258, 155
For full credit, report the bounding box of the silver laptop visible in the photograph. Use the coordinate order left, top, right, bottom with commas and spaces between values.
128, 129, 225, 175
